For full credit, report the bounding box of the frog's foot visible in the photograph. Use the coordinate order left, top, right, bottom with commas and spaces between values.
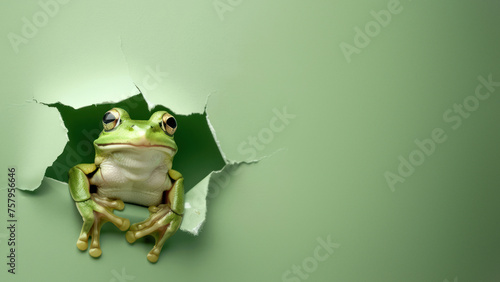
125, 204, 182, 263
76, 194, 130, 258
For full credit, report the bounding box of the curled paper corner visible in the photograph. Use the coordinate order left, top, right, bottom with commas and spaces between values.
180, 173, 211, 235
180, 154, 282, 235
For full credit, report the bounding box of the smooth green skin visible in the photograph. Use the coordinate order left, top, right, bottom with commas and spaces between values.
68, 108, 184, 263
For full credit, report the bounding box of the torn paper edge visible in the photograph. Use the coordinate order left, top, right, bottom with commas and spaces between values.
18, 99, 69, 191
204, 93, 229, 163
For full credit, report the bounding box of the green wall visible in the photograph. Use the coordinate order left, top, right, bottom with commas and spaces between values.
1, 0, 500, 281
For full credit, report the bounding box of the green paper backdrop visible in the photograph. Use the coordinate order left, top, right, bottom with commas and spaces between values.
1, 0, 500, 281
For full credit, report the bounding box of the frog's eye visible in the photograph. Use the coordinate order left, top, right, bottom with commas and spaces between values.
102, 109, 120, 131
161, 113, 177, 136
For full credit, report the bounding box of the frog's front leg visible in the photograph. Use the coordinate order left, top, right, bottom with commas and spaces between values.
69, 164, 131, 258
126, 169, 184, 263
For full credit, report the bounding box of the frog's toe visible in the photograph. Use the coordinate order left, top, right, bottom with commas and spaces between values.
108, 215, 130, 231
76, 238, 88, 251
148, 206, 160, 213
76, 230, 90, 251
87, 218, 104, 258
117, 218, 131, 231
147, 252, 159, 263
89, 247, 102, 258
76, 211, 94, 251
125, 230, 137, 243
111, 199, 125, 211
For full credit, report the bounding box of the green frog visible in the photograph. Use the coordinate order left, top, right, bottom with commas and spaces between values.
68, 108, 184, 263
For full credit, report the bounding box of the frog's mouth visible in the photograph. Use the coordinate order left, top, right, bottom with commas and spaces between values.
96, 143, 177, 155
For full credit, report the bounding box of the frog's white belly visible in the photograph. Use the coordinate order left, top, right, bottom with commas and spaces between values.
90, 149, 172, 207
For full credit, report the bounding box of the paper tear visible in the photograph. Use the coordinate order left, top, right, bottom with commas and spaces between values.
14, 90, 273, 236
34, 92, 243, 235
20, 37, 273, 234
205, 94, 229, 163
19, 83, 278, 236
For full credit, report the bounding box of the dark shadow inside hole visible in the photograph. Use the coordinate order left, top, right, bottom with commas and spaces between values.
44, 93, 226, 192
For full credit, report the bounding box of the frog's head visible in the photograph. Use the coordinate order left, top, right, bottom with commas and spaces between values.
94, 108, 178, 160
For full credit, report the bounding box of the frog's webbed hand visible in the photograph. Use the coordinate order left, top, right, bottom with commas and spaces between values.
126, 170, 184, 263
75, 195, 130, 257
69, 164, 130, 258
